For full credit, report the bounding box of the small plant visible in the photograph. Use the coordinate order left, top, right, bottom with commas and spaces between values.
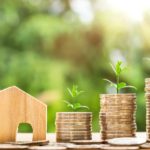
104, 61, 136, 93
64, 85, 89, 110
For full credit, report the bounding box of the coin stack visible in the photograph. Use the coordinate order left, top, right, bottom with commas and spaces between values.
145, 78, 150, 141
55, 112, 92, 142
100, 94, 137, 140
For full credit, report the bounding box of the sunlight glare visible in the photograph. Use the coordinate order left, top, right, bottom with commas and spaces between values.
106, 0, 150, 22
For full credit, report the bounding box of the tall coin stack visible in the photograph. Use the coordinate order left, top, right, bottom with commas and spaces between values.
145, 78, 150, 141
56, 112, 92, 142
100, 94, 137, 140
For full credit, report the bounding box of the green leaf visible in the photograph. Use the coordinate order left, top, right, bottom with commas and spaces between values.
67, 85, 84, 98
115, 61, 122, 75
73, 103, 89, 110
110, 63, 116, 75
103, 79, 117, 88
122, 85, 137, 90
65, 85, 88, 111
64, 101, 89, 110
117, 82, 127, 90
72, 84, 78, 97
64, 101, 74, 109
67, 88, 73, 97
77, 90, 84, 96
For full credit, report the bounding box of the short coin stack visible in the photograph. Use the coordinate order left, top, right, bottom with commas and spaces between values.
55, 112, 92, 142
100, 94, 137, 140
145, 78, 150, 141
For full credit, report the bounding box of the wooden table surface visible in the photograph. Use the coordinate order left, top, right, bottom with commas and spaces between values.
0, 132, 148, 150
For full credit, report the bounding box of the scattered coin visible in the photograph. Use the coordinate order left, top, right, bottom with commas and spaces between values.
107, 137, 146, 146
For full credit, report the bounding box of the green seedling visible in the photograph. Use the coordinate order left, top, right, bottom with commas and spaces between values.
64, 85, 89, 110
104, 61, 136, 93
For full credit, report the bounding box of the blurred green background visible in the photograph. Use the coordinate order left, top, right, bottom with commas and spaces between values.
0, 0, 150, 132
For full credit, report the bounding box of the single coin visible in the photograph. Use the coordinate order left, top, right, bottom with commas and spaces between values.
56, 127, 91, 131
56, 117, 91, 120
100, 114, 135, 117
100, 102, 136, 105
100, 100, 136, 104
100, 121, 136, 125
55, 121, 92, 124
56, 135, 91, 139
100, 108, 136, 111
100, 112, 136, 115
56, 122, 90, 126
56, 136, 91, 142
56, 131, 91, 134
100, 121, 135, 125
100, 115, 135, 118
56, 124, 91, 128
100, 116, 135, 119
100, 123, 137, 127
7, 140, 49, 146
99, 117, 135, 121
101, 127, 136, 131
107, 137, 146, 146
70, 140, 105, 145
101, 131, 135, 135
56, 116, 92, 119
101, 107, 136, 110
100, 103, 136, 106
56, 134, 91, 138
56, 135, 91, 140
100, 97, 136, 101
100, 119, 134, 122
101, 134, 136, 139
100, 111, 135, 114
100, 93, 136, 97
100, 127, 137, 131
99, 145, 139, 150
56, 134, 91, 137
140, 143, 150, 149
56, 112, 92, 117
55, 119, 91, 122
100, 100, 136, 103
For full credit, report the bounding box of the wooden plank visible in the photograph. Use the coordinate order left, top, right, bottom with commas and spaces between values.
0, 132, 147, 149
0, 144, 28, 149
0, 86, 47, 143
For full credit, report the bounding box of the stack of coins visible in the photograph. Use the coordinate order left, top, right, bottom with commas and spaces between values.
100, 94, 137, 140
55, 112, 92, 142
145, 78, 150, 141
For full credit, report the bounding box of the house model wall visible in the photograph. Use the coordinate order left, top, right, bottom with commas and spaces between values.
0, 86, 47, 143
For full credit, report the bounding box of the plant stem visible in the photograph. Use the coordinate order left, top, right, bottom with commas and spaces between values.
116, 75, 119, 94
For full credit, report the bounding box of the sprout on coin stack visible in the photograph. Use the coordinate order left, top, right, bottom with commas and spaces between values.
55, 85, 92, 142
100, 61, 137, 140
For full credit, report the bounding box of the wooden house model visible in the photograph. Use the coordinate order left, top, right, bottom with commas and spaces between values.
0, 86, 47, 143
